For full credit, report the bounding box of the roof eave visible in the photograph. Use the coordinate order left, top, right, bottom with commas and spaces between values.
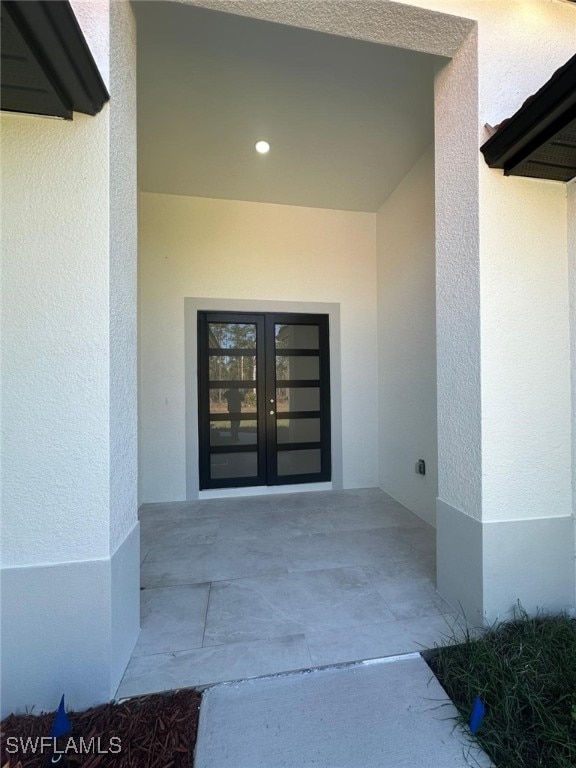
1, 0, 109, 119
480, 53, 576, 179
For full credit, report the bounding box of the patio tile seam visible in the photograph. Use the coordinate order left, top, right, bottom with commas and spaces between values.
142, 523, 427, 555
201, 614, 461, 647
142, 558, 421, 589
140, 548, 151, 565
140, 581, 212, 591
131, 641, 205, 658
202, 562, 407, 585
201, 581, 212, 648
200, 623, 406, 651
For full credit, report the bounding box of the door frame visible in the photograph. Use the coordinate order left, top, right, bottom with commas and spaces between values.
197, 310, 331, 490
185, 297, 343, 499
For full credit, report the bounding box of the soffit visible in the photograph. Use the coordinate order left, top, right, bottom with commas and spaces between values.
135, 2, 440, 212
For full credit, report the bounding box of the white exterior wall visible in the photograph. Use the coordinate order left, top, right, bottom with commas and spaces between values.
429, 0, 575, 621
407, 0, 574, 525
109, 0, 139, 553
377, 146, 437, 526
569, 180, 576, 602
2, 112, 111, 567
481, 175, 570, 523
0, 0, 139, 716
2, 0, 575, 717
139, 193, 378, 503
187, 0, 576, 623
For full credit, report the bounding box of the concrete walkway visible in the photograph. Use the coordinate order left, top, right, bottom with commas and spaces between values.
195, 654, 492, 768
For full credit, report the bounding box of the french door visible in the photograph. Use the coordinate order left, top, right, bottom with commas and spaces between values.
198, 311, 331, 489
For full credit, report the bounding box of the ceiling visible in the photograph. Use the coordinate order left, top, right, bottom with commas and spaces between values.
135, 2, 440, 213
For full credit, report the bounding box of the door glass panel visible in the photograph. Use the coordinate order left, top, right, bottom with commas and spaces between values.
209, 323, 256, 349
277, 418, 320, 444
209, 356, 256, 381
276, 355, 319, 380
210, 452, 258, 479
276, 387, 320, 412
277, 449, 321, 476
275, 324, 319, 350
210, 420, 258, 446
200, 312, 329, 489
210, 388, 257, 414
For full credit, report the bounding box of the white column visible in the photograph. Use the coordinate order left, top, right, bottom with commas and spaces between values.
568, 179, 576, 609
0, 0, 139, 716
436, 0, 575, 625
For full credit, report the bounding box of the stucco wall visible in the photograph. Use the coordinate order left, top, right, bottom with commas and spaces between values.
109, 0, 139, 553
410, 0, 575, 529
481, 173, 571, 523
185, 0, 576, 626
1, 111, 111, 568
139, 193, 378, 502
1, 0, 139, 716
377, 146, 437, 526
1, 0, 138, 569
569, 180, 576, 598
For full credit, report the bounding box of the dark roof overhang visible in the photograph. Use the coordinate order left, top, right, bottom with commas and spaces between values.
1, 0, 109, 120
480, 53, 576, 183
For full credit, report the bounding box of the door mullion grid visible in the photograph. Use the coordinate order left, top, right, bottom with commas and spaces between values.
198, 311, 330, 489
256, 315, 268, 485
197, 312, 211, 489
264, 315, 277, 483
319, 316, 331, 479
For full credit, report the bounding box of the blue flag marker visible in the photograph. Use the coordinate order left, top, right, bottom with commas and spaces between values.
469, 695, 486, 734
51, 695, 72, 738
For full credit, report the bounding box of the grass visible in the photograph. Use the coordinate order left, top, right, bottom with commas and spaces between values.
429, 607, 576, 768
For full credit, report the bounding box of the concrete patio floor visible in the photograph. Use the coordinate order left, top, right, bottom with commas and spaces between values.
116, 489, 459, 699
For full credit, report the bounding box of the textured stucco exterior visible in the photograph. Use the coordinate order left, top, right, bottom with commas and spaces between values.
180, 0, 575, 528
109, 0, 139, 553
2, 106, 111, 568
377, 146, 437, 526
1, 0, 139, 716
138, 194, 378, 502
173, 0, 576, 619
1, 0, 575, 717
569, 180, 576, 592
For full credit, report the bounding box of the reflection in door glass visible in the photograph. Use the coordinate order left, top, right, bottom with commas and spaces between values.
209, 323, 256, 349
210, 387, 257, 414
209, 356, 256, 381
275, 325, 319, 350
276, 356, 319, 380
277, 449, 321, 475
199, 311, 329, 489
210, 452, 258, 479
210, 420, 258, 446
277, 418, 320, 443
276, 387, 320, 412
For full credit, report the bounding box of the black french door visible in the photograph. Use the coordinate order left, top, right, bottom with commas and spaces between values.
198, 312, 331, 489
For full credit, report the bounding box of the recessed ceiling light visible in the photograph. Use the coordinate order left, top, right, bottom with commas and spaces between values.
255, 140, 270, 154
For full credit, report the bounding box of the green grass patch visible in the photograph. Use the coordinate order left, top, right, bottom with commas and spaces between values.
429, 608, 576, 767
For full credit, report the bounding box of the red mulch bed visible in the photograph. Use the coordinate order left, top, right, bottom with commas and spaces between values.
1, 689, 201, 768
